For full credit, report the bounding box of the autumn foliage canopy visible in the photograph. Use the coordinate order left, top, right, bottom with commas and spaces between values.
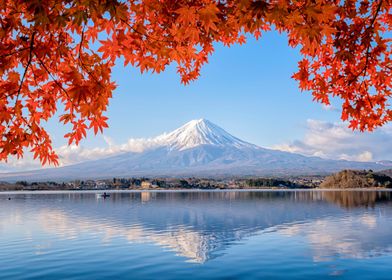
0, 0, 391, 165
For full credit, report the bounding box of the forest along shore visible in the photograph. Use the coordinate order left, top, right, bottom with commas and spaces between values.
0, 176, 321, 191
1, 169, 392, 191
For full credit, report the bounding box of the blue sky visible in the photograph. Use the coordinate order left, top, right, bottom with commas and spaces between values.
3, 30, 392, 171
47, 31, 340, 148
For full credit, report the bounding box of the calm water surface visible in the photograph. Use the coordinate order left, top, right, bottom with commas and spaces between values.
1, 190, 392, 279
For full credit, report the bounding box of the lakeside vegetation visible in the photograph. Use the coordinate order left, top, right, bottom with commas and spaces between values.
0, 176, 320, 191
1, 170, 392, 191
320, 170, 392, 189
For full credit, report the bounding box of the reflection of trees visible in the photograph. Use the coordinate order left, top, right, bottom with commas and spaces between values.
24, 190, 392, 209
98, 191, 306, 203
322, 191, 392, 209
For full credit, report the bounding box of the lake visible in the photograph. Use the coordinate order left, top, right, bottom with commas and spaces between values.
1, 190, 392, 279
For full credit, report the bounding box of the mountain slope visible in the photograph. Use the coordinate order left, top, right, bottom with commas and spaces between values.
0, 119, 388, 181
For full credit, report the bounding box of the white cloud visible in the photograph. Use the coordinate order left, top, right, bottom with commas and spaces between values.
2, 119, 392, 173
0, 135, 167, 172
321, 104, 339, 112
278, 213, 392, 262
273, 119, 392, 162
55, 135, 170, 165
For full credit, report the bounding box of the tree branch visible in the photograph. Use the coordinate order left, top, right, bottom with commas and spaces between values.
34, 52, 70, 99
0, 47, 30, 59
15, 32, 36, 100
77, 24, 105, 89
348, 0, 383, 85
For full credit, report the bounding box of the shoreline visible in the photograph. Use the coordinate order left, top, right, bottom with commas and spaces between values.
1, 188, 392, 195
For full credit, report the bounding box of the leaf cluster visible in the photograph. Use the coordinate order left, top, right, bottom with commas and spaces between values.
0, 0, 390, 165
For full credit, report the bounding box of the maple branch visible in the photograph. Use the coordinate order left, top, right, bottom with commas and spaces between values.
3, 33, 36, 139
369, 0, 383, 28
35, 54, 77, 124
348, 0, 383, 86
362, 80, 373, 108
78, 25, 85, 60
34, 53, 70, 99
0, 91, 15, 100
112, 4, 170, 44
78, 59, 106, 89
2, 35, 36, 131
120, 19, 172, 44
15, 32, 36, 100
76, 25, 105, 89
0, 47, 30, 59
0, 36, 36, 100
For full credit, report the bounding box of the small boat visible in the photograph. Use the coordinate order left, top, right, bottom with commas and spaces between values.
96, 192, 110, 199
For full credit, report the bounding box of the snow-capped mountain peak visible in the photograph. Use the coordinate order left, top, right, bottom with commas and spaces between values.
157, 119, 255, 151
0, 118, 388, 181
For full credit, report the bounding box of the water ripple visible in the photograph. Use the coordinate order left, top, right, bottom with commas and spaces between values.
1, 190, 392, 279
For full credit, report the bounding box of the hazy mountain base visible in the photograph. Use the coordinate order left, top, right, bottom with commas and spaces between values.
0, 145, 387, 182
1, 119, 391, 182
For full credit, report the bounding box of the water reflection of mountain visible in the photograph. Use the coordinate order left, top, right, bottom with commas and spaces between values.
4, 191, 392, 263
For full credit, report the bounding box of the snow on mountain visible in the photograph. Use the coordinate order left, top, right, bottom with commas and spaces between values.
0, 119, 388, 181
155, 119, 256, 151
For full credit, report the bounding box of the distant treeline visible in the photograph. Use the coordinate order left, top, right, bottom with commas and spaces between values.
244, 178, 307, 188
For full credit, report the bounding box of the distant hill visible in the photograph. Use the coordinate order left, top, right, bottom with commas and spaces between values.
320, 170, 392, 189
0, 119, 390, 182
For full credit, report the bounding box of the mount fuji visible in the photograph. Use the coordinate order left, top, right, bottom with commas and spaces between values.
1, 119, 388, 181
